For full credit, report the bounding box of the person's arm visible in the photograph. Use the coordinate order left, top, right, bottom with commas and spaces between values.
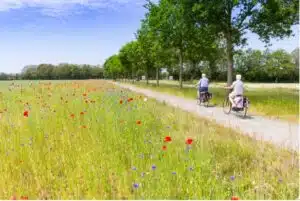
225, 81, 235, 89
195, 79, 201, 87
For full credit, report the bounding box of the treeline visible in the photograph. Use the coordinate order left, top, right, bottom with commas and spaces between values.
0, 63, 104, 80
103, 0, 299, 86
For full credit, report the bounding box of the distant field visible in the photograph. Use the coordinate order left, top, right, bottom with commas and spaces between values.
0, 80, 298, 199
127, 81, 299, 123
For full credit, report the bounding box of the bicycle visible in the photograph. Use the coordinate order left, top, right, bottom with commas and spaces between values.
197, 91, 212, 107
223, 89, 249, 118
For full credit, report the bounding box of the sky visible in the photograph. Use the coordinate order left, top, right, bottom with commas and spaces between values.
0, 0, 299, 74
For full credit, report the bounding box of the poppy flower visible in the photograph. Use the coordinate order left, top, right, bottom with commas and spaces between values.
162, 145, 167, 151
80, 112, 84, 115
136, 120, 141, 125
186, 138, 193, 145
119, 100, 123, 104
231, 196, 239, 200
10, 196, 16, 200
164, 136, 172, 142
23, 110, 29, 117
20, 196, 28, 200
83, 93, 87, 96
81, 125, 87, 129
70, 114, 75, 118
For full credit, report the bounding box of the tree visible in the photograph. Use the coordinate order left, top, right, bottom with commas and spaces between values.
192, 0, 299, 85
103, 55, 123, 80
145, 0, 197, 88
119, 41, 140, 82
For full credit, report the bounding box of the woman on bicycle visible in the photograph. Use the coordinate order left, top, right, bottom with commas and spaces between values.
195, 73, 209, 99
225, 74, 244, 108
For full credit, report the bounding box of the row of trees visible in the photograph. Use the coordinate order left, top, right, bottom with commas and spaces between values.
0, 64, 104, 80
104, 0, 299, 86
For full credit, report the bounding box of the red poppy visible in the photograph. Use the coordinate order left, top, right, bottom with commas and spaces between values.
20, 196, 28, 200
10, 196, 16, 200
136, 120, 141, 125
231, 196, 239, 200
80, 112, 84, 115
70, 114, 75, 118
186, 138, 193, 145
23, 110, 29, 117
164, 136, 172, 142
83, 93, 87, 96
162, 145, 167, 151
81, 125, 87, 129
119, 100, 123, 104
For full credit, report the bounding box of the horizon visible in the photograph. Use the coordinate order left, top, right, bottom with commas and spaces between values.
0, 0, 299, 74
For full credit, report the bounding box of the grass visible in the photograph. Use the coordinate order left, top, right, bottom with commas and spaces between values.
128, 81, 299, 123
0, 80, 298, 199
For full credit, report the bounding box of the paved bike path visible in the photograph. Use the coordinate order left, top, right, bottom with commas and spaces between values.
113, 82, 299, 152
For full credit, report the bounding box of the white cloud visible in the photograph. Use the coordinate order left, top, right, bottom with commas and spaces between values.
0, 0, 144, 17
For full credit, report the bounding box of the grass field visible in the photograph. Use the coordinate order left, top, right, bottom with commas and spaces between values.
128, 81, 299, 123
0, 80, 298, 199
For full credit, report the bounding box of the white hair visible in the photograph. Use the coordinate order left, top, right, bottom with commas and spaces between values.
236, 74, 242, 80
202, 73, 206, 78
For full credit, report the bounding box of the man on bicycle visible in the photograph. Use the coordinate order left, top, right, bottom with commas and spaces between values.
226, 74, 244, 107
195, 73, 209, 99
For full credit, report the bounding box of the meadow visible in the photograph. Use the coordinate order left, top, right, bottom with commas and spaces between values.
0, 80, 298, 199
129, 81, 299, 122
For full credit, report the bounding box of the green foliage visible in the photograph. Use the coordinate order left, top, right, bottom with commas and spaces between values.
103, 55, 123, 80
18, 63, 103, 80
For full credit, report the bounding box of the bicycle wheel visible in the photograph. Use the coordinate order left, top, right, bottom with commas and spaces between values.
196, 97, 200, 105
223, 97, 232, 114
204, 94, 209, 107
243, 98, 248, 118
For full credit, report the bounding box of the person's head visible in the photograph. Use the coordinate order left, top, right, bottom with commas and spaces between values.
202, 73, 206, 78
236, 74, 242, 80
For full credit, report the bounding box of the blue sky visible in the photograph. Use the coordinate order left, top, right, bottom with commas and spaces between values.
0, 0, 298, 74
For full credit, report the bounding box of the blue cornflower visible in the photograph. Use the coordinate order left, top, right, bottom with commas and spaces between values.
133, 183, 139, 189
230, 176, 235, 181
152, 165, 156, 170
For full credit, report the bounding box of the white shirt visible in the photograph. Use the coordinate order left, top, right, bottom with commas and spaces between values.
231, 80, 244, 95
199, 77, 209, 88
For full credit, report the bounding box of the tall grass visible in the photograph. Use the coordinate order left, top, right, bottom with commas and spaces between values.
0, 80, 298, 199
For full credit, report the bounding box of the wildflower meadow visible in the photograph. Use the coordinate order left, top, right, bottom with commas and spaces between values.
0, 80, 298, 200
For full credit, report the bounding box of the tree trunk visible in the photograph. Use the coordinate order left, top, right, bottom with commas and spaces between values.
179, 49, 183, 89
156, 67, 159, 86
131, 68, 134, 83
209, 60, 216, 81
146, 69, 149, 85
225, 31, 233, 86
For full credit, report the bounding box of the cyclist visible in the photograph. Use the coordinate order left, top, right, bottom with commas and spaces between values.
195, 73, 209, 100
225, 74, 244, 108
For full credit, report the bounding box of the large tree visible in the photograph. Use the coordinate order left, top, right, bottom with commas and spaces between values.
192, 0, 299, 85
145, 0, 197, 88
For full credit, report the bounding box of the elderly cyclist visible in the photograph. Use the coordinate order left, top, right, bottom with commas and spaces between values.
225, 74, 244, 107
195, 73, 209, 99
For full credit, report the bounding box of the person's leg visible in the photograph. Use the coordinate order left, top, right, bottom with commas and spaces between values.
229, 92, 236, 107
